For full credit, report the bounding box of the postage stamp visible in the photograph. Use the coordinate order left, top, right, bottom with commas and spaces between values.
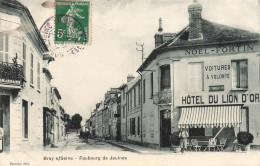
55, 0, 92, 44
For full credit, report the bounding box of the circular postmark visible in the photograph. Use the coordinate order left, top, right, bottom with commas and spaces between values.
40, 16, 85, 58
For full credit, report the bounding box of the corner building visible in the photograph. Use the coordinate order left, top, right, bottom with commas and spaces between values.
0, 0, 54, 152
138, 1, 260, 148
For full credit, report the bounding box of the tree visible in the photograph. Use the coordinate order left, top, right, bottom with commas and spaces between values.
69, 113, 82, 131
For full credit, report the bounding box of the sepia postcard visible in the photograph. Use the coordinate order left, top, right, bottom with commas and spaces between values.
0, 0, 260, 166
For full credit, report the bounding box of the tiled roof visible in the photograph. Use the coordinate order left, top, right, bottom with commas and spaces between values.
161, 19, 260, 48
138, 19, 260, 72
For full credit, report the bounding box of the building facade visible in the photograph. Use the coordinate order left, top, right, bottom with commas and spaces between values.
0, 0, 66, 152
126, 75, 141, 144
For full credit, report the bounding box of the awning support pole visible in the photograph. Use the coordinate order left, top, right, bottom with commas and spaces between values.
213, 127, 225, 139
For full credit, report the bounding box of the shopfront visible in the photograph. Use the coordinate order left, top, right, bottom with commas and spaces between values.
172, 42, 260, 145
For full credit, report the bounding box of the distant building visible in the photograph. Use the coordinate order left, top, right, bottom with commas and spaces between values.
126, 75, 141, 144
119, 83, 127, 141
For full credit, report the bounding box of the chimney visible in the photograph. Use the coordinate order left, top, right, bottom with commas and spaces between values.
105, 92, 110, 102
127, 74, 135, 82
154, 18, 163, 48
188, 0, 203, 41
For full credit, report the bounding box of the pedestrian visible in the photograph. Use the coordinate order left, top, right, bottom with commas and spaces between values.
84, 128, 90, 143
179, 128, 189, 153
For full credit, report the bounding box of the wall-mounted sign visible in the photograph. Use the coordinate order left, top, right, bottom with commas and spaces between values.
205, 64, 231, 80
180, 93, 260, 106
185, 44, 254, 56
209, 85, 224, 92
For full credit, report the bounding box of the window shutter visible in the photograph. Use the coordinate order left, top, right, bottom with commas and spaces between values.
240, 60, 248, 88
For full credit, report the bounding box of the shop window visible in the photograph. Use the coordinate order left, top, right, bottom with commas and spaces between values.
130, 118, 136, 135
231, 60, 248, 89
160, 65, 170, 90
0, 33, 9, 62
205, 128, 213, 136
137, 116, 140, 135
188, 62, 204, 91
22, 100, 28, 138
189, 127, 204, 137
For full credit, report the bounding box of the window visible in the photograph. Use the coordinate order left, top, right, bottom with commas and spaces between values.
134, 88, 136, 107
150, 72, 153, 98
30, 54, 34, 85
138, 84, 141, 105
232, 60, 248, 89
122, 107, 125, 118
123, 88, 125, 100
127, 93, 130, 111
37, 62, 40, 90
22, 100, 28, 138
130, 118, 136, 135
240, 107, 249, 132
137, 116, 140, 135
189, 128, 204, 137
0, 33, 9, 62
23, 43, 26, 78
130, 91, 132, 109
143, 79, 146, 103
160, 65, 170, 90
0, 108, 3, 128
188, 62, 204, 91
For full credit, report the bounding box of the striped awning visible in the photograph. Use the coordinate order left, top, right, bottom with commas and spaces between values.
178, 105, 243, 128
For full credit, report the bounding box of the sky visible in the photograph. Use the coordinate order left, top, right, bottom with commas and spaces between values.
18, 0, 260, 123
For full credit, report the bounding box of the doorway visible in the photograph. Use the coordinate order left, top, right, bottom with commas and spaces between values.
160, 110, 171, 147
0, 95, 10, 152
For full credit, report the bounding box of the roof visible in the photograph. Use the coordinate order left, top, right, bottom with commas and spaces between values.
138, 19, 260, 72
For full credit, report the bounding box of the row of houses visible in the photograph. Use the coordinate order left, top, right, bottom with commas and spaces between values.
85, 0, 260, 149
0, 0, 68, 153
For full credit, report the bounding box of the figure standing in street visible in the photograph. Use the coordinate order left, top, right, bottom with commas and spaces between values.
84, 127, 90, 143
179, 128, 189, 153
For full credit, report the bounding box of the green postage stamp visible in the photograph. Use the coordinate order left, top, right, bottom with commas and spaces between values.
55, 0, 92, 44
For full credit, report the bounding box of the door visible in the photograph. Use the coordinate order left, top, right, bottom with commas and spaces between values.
0, 108, 3, 152
160, 110, 171, 147
0, 95, 10, 152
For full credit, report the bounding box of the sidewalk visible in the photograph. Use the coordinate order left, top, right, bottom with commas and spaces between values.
44, 132, 76, 151
105, 140, 172, 155
105, 139, 260, 154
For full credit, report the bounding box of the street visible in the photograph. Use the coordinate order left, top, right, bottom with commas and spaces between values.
60, 132, 128, 152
